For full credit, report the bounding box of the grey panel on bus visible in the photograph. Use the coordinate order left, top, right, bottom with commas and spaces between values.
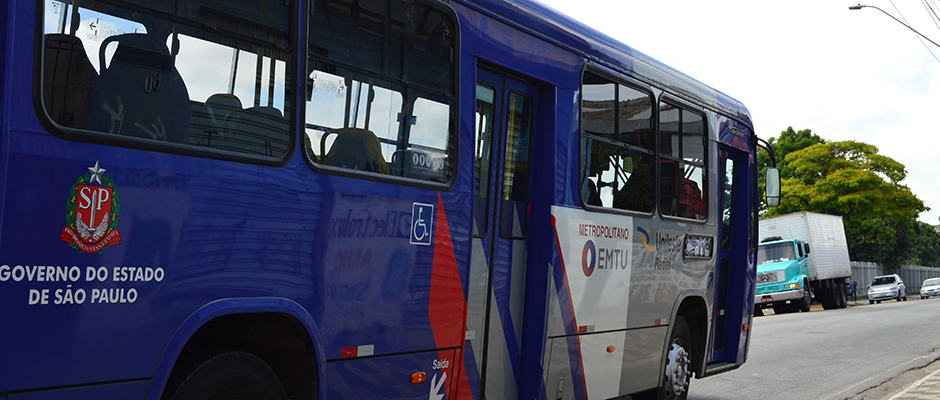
619, 326, 668, 395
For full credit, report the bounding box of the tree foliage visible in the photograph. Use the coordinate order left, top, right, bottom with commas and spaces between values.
761, 132, 938, 267
758, 127, 825, 209
908, 222, 940, 267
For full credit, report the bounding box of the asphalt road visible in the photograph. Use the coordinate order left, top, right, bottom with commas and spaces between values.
688, 296, 940, 400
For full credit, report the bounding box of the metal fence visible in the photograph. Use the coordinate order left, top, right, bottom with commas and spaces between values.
851, 261, 940, 297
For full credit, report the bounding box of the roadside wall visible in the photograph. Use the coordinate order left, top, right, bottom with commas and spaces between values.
851, 262, 940, 297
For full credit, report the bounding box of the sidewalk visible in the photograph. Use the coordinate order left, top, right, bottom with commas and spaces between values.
890, 368, 940, 400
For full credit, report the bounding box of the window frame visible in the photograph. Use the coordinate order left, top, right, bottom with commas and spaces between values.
473, 79, 498, 238
498, 88, 536, 241
301, 0, 461, 189
578, 66, 657, 217
32, 0, 300, 167
657, 95, 708, 223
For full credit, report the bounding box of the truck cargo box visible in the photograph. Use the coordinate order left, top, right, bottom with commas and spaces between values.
759, 212, 852, 281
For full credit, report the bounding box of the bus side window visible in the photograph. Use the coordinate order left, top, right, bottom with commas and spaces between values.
304, 0, 456, 183
39, 1, 292, 159
659, 102, 706, 220
580, 72, 654, 213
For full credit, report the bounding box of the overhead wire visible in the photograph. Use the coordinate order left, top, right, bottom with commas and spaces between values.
889, 0, 940, 64
930, 0, 940, 23
926, 0, 940, 40
919, 0, 940, 31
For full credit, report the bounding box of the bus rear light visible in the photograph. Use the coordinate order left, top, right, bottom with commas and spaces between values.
607, 346, 616, 353
411, 372, 427, 384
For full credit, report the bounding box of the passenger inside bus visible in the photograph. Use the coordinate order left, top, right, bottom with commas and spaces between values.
661, 159, 706, 219
612, 153, 654, 212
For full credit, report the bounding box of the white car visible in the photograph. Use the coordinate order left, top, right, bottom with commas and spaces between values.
921, 277, 940, 299
868, 274, 906, 304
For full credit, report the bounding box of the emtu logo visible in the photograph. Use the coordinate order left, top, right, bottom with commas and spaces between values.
638, 227, 655, 252
582, 240, 597, 276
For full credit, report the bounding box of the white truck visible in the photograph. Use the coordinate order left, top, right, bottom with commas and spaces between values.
755, 212, 853, 314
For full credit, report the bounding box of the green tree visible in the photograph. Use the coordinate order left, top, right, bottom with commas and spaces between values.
758, 127, 825, 209
765, 140, 927, 266
906, 222, 940, 267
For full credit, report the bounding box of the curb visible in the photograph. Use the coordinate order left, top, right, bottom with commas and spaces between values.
889, 368, 940, 399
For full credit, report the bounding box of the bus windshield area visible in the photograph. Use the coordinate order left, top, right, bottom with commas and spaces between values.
757, 242, 796, 265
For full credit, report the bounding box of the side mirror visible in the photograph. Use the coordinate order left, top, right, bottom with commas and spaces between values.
803, 243, 811, 254
765, 167, 781, 207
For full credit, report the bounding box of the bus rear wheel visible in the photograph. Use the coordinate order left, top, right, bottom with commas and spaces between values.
169, 351, 287, 400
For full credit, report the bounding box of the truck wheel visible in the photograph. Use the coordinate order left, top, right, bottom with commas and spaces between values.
169, 351, 287, 400
798, 288, 812, 312
836, 284, 847, 309
820, 288, 835, 310
656, 316, 692, 400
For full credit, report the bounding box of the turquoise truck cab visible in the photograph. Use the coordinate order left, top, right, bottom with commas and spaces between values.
755, 237, 812, 314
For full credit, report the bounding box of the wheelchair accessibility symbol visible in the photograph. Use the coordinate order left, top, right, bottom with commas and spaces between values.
411, 203, 434, 246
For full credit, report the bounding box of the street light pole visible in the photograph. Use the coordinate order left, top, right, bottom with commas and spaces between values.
849, 4, 940, 49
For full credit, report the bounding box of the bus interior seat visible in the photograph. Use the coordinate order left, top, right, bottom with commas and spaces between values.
323, 127, 390, 174
223, 106, 290, 156
42, 34, 95, 129
89, 32, 191, 143
206, 94, 243, 126
190, 94, 243, 147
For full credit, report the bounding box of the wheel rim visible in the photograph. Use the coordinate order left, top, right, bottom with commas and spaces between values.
664, 341, 691, 398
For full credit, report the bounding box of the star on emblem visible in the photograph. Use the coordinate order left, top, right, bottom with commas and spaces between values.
88, 161, 106, 184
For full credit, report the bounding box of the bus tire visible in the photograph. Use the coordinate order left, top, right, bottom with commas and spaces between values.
658, 316, 692, 400
169, 351, 287, 400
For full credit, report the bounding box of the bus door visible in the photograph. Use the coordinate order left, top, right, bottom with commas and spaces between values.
712, 146, 748, 363
465, 68, 537, 400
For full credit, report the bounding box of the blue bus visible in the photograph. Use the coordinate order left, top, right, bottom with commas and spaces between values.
0, 0, 777, 398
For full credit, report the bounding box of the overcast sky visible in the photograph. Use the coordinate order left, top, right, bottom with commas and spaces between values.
536, 0, 940, 225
